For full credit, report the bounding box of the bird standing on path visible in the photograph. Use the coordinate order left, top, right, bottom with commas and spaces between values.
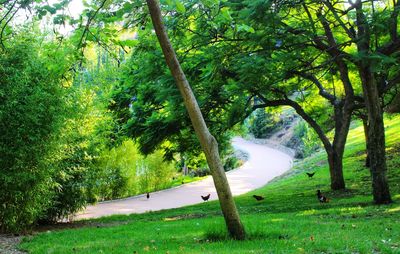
146, 192, 150, 199
306, 172, 315, 178
253, 195, 265, 201
316, 190, 330, 203
201, 194, 210, 201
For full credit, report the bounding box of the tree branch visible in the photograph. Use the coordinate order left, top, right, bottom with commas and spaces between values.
0, 5, 19, 50
389, 0, 400, 41
377, 38, 400, 55
322, 0, 356, 40
289, 70, 337, 104
255, 92, 332, 151
77, 0, 108, 49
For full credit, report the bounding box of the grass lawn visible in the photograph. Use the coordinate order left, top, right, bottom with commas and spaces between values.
19, 116, 400, 254
169, 175, 208, 188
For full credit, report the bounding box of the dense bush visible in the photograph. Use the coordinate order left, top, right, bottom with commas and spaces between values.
92, 140, 177, 200
223, 156, 242, 172
0, 39, 66, 232
43, 86, 113, 221
0, 33, 118, 229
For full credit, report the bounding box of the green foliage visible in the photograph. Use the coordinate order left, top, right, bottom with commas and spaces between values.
0, 36, 66, 232
0, 31, 128, 227
139, 149, 176, 192
111, 26, 238, 165
93, 140, 177, 200
92, 140, 141, 200
223, 156, 241, 172
247, 109, 280, 138
293, 121, 322, 158
44, 85, 113, 220
43, 46, 125, 219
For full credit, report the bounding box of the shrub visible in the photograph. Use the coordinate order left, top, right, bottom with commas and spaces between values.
292, 121, 322, 158
248, 109, 281, 138
0, 40, 65, 232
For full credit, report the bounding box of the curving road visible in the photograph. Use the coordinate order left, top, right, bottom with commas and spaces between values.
74, 137, 293, 220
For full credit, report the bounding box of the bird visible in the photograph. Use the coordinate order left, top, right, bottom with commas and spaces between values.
146, 192, 150, 199
252, 195, 264, 201
201, 194, 211, 201
306, 172, 315, 178
316, 190, 330, 203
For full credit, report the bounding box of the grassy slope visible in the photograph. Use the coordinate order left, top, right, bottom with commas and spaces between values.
20, 116, 400, 254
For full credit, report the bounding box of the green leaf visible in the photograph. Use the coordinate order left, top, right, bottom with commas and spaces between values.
119, 40, 139, 47
175, 0, 186, 13
43, 5, 57, 15
220, 7, 232, 21
237, 24, 255, 33
201, 0, 219, 7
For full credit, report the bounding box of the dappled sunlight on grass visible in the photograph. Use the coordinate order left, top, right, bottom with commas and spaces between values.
270, 218, 285, 222
297, 209, 317, 216
338, 206, 365, 213
386, 206, 400, 213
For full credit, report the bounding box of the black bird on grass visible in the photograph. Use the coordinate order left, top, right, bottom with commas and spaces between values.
201, 194, 211, 201
146, 192, 150, 199
316, 190, 330, 203
306, 172, 315, 178
253, 195, 265, 201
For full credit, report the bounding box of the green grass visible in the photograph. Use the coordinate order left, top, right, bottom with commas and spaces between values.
20, 116, 400, 253
170, 175, 208, 188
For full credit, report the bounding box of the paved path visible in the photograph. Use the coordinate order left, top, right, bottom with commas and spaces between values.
75, 137, 293, 220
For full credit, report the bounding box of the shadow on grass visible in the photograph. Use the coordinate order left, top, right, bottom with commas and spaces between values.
203, 224, 288, 242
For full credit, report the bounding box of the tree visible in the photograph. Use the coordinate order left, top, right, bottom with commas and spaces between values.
229, 0, 357, 191
231, 0, 397, 202
129, 0, 397, 201
350, 0, 395, 204
145, 0, 245, 240
118, 0, 351, 190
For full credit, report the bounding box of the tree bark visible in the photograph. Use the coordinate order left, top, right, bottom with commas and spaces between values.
361, 116, 370, 167
146, 0, 245, 239
327, 149, 345, 190
359, 68, 392, 204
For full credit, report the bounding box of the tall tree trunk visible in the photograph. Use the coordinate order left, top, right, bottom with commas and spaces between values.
359, 68, 392, 204
146, 0, 245, 239
327, 149, 345, 190
355, 0, 391, 204
361, 115, 370, 167
329, 103, 352, 190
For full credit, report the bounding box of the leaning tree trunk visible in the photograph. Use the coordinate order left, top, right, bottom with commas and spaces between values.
359, 68, 392, 204
146, 0, 245, 239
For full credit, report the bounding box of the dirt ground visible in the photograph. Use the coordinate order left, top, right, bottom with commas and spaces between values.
0, 235, 26, 254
